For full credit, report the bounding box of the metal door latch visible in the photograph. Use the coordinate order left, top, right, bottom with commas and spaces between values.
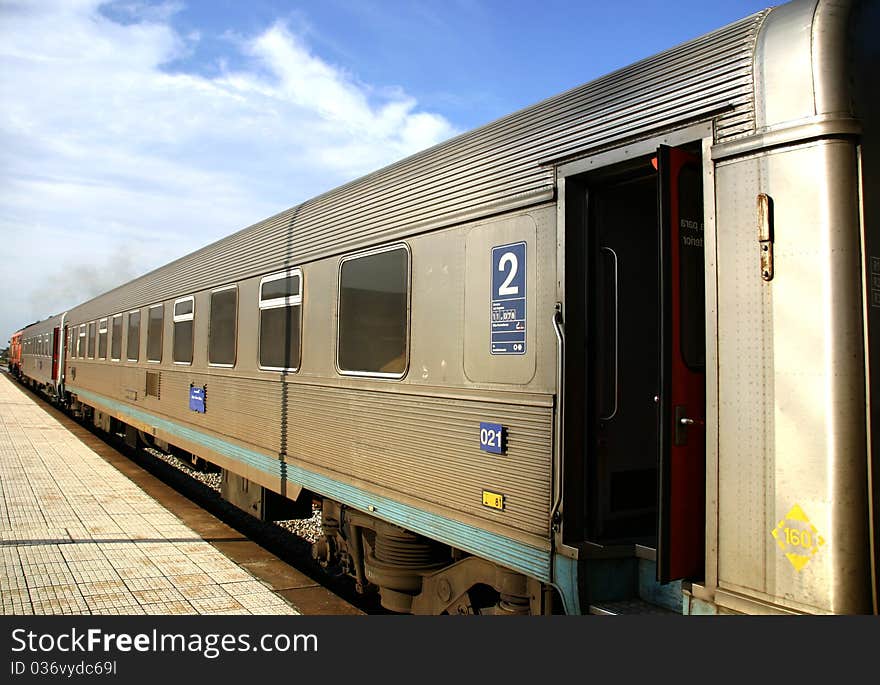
674, 405, 703, 445
757, 193, 774, 282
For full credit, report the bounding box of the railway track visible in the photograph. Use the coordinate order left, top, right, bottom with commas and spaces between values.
11, 372, 382, 616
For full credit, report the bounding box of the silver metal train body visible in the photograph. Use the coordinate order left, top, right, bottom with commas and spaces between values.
16, 313, 65, 397
14, 0, 879, 614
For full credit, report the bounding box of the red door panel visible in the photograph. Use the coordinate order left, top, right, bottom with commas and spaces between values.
52, 326, 60, 381
657, 144, 706, 583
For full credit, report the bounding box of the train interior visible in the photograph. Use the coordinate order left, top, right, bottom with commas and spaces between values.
568, 142, 706, 613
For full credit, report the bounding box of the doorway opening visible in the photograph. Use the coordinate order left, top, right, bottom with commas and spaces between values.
576, 143, 706, 583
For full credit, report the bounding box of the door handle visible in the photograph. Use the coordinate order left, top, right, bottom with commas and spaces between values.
674, 405, 694, 446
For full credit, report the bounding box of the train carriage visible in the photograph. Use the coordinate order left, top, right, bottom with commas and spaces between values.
14, 0, 879, 614
17, 314, 64, 397
7, 330, 22, 376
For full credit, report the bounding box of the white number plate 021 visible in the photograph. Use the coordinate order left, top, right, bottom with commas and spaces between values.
479, 422, 504, 454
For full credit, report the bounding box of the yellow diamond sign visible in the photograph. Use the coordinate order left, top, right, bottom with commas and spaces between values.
771, 504, 826, 572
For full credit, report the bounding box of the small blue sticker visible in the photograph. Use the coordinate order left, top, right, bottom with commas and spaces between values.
189, 385, 206, 413
491, 242, 526, 355
480, 422, 505, 454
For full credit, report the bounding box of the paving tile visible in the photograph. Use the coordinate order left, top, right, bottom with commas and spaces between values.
188, 596, 246, 613
122, 575, 176, 592
131, 588, 189, 605
142, 600, 196, 615
168, 572, 213, 588
77, 580, 131, 597
176, 583, 234, 602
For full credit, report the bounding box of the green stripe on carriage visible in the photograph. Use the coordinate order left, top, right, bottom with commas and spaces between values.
67, 385, 552, 582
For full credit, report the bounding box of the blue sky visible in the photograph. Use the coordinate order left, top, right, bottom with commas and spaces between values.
0, 0, 772, 344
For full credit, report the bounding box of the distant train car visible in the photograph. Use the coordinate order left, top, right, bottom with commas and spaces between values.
17, 314, 65, 396
7, 330, 22, 376
15, 0, 879, 614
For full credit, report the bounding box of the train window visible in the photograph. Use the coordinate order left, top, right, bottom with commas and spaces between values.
127, 310, 140, 362
98, 318, 108, 360
173, 296, 194, 365
337, 244, 409, 377
77, 325, 86, 358
147, 304, 164, 363
87, 322, 96, 359
678, 163, 705, 370
209, 286, 237, 367
258, 269, 302, 371
111, 314, 122, 361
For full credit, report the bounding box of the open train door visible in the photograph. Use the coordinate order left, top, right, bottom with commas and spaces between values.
51, 326, 61, 382
62, 324, 69, 389
656, 144, 706, 583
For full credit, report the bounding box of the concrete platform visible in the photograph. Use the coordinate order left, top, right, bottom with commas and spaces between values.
0, 373, 302, 616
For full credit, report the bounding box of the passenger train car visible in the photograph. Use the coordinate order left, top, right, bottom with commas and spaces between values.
7, 329, 23, 378
12, 0, 879, 614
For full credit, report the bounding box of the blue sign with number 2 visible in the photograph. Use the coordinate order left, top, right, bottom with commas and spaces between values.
491, 241, 526, 355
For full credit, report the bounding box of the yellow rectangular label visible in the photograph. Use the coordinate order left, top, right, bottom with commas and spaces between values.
482, 490, 504, 510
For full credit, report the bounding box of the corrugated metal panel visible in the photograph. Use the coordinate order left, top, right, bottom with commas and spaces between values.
68, 11, 765, 322
286, 383, 552, 538
67, 364, 284, 452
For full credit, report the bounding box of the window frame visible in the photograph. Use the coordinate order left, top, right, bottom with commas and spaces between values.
172, 295, 195, 366
87, 321, 96, 359
77, 325, 86, 359
258, 268, 303, 372
127, 309, 141, 362
146, 304, 164, 364
98, 318, 108, 360
335, 243, 411, 380
110, 314, 123, 362
208, 285, 238, 368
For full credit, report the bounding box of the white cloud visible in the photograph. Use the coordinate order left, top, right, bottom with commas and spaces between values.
0, 0, 458, 344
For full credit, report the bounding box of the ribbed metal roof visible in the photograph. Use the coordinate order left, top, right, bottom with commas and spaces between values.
69, 9, 767, 322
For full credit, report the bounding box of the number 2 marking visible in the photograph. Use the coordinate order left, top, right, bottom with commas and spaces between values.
498, 252, 519, 296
